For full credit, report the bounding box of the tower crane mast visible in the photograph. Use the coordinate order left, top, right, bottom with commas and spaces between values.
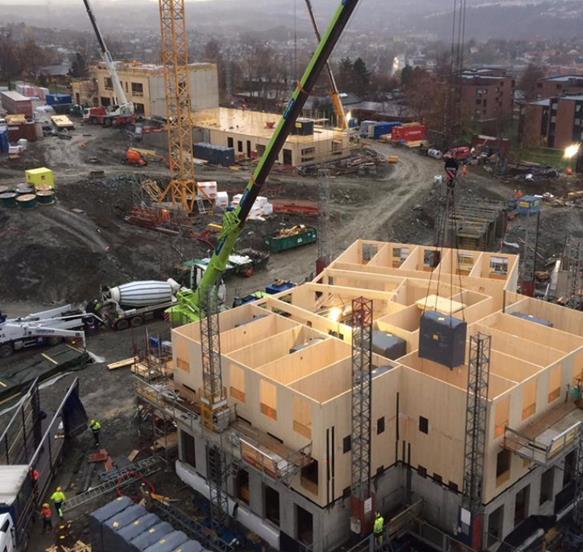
158, 0, 197, 212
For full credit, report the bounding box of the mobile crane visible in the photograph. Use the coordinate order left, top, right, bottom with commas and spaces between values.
304, 0, 348, 130
169, 0, 361, 325
81, 0, 135, 127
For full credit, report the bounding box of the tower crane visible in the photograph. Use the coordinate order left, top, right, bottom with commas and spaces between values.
157, 0, 197, 213
304, 0, 348, 130
81, 0, 135, 126
169, 0, 361, 325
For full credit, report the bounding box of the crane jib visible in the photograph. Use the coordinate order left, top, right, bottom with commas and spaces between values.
234, 0, 359, 226
186, 0, 360, 320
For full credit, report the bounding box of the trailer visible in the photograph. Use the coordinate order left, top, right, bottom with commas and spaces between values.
0, 305, 98, 358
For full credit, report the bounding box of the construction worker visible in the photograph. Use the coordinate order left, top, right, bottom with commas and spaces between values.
373, 511, 384, 548
444, 154, 460, 189
40, 503, 52, 533
89, 418, 102, 447
50, 487, 66, 519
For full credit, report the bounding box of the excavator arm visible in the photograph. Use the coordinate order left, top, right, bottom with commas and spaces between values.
169, 0, 361, 324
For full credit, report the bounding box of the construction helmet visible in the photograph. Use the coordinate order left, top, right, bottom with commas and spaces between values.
56, 486, 62, 492
90, 419, 95, 425
43, 503, 49, 508
376, 512, 381, 519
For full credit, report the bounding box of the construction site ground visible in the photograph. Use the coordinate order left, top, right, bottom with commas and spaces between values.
2, 121, 583, 549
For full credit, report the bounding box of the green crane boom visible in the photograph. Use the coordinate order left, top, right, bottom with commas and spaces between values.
169, 0, 361, 325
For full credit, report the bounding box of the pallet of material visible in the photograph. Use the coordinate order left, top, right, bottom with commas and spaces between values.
51, 115, 75, 129
0, 345, 90, 405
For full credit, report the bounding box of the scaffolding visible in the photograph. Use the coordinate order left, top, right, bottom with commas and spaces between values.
461, 333, 491, 549
200, 287, 229, 433
564, 238, 583, 309
350, 297, 374, 535
207, 444, 230, 529
317, 168, 332, 273
573, 425, 583, 529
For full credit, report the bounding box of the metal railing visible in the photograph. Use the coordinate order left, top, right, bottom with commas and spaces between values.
504, 421, 581, 465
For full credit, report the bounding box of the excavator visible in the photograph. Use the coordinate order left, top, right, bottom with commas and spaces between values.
169, 0, 361, 325
81, 0, 135, 127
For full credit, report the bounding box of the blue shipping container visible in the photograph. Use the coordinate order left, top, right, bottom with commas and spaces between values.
0, 129, 8, 154
373, 122, 401, 139
46, 93, 72, 106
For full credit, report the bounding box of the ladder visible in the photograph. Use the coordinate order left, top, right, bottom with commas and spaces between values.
62, 456, 163, 512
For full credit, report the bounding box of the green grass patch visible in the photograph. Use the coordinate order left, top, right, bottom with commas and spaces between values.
515, 147, 565, 168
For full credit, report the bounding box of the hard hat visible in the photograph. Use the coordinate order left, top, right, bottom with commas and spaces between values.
43, 503, 49, 508
376, 512, 381, 518
90, 419, 95, 424
56, 486, 62, 492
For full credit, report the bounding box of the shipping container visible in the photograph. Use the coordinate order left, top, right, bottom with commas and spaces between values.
193, 143, 235, 166
391, 123, 427, 144
265, 226, 317, 253
359, 120, 377, 138
418, 311, 467, 369
372, 121, 401, 139
46, 93, 72, 106
0, 91, 33, 117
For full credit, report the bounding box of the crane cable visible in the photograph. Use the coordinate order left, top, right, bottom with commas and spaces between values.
422, 171, 466, 324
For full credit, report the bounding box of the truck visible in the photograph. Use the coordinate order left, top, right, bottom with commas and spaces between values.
0, 305, 97, 358
0, 466, 34, 551
265, 225, 318, 253
89, 279, 182, 330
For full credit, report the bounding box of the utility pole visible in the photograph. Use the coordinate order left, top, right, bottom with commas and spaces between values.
350, 297, 374, 537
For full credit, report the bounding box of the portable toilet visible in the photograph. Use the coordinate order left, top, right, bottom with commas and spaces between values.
25, 167, 55, 190
516, 195, 541, 216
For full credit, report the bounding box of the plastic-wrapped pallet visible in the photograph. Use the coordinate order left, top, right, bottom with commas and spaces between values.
418, 311, 467, 369
103, 504, 148, 552
215, 191, 229, 210
130, 521, 174, 550
197, 181, 217, 199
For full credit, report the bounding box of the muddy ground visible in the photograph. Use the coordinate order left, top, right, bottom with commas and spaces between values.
2, 119, 583, 550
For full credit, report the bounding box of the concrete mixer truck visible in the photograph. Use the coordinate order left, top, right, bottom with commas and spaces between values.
87, 279, 182, 330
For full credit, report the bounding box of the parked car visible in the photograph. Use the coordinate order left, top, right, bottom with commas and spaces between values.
427, 148, 443, 160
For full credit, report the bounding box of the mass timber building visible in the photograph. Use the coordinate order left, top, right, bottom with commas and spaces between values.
137, 240, 583, 551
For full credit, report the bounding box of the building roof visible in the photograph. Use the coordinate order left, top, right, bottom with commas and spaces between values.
94, 61, 215, 76
562, 94, 583, 101
543, 74, 583, 82
0, 90, 30, 102
38, 63, 71, 77
530, 98, 551, 106
191, 107, 345, 143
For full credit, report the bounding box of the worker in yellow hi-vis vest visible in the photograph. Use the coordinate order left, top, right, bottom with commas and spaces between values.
374, 511, 384, 548
89, 419, 102, 447
50, 487, 66, 519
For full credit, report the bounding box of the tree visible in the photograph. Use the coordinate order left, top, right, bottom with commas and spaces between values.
519, 63, 545, 101
70, 53, 88, 78
337, 57, 354, 94
400, 65, 414, 88
352, 57, 370, 98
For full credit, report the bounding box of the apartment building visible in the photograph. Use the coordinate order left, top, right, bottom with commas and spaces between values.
138, 240, 583, 551
522, 94, 583, 149
536, 75, 583, 101
71, 61, 219, 118
461, 69, 515, 126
